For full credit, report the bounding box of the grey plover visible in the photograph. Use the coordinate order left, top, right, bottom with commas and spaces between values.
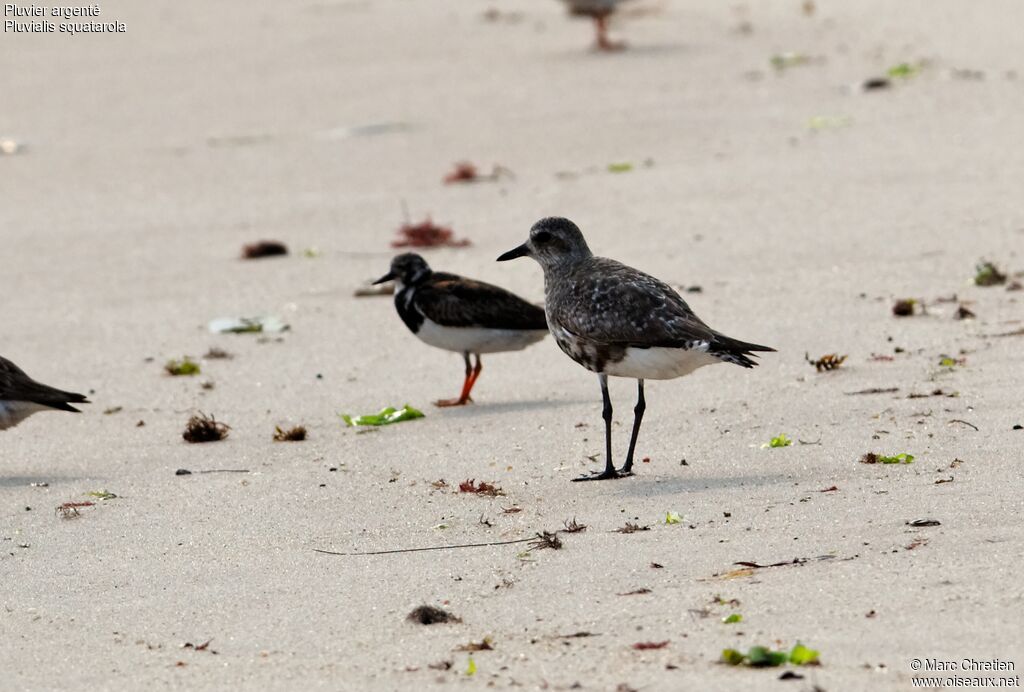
374, 253, 548, 407
497, 217, 774, 481
561, 0, 633, 51
0, 356, 90, 430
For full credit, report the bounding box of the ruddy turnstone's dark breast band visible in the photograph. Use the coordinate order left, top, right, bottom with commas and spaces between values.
375, 253, 548, 407
498, 217, 774, 481
0, 355, 90, 431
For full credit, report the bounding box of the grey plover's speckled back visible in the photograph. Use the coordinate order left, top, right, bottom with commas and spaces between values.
0, 356, 90, 431
498, 217, 774, 481
374, 253, 548, 407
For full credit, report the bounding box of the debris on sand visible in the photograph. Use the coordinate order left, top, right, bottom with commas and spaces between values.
273, 425, 307, 442
805, 352, 847, 372
56, 501, 94, 519
563, 518, 587, 533
762, 434, 792, 449
861, 77, 892, 91
954, 305, 976, 320
459, 479, 505, 497
860, 452, 914, 464
181, 639, 218, 654
846, 387, 899, 395
165, 357, 201, 376
974, 261, 1007, 286
208, 316, 289, 334
888, 61, 923, 79
770, 53, 819, 71
721, 642, 820, 667
183, 412, 230, 443
407, 605, 461, 625
633, 640, 669, 650
0, 138, 25, 155
341, 405, 424, 427
455, 637, 494, 652
392, 218, 470, 248
241, 240, 288, 259
443, 161, 512, 184
527, 532, 563, 551
203, 347, 233, 360
615, 522, 651, 534
892, 298, 919, 317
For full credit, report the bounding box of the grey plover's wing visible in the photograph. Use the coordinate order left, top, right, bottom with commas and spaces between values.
554, 259, 773, 366
0, 356, 90, 412
415, 273, 547, 331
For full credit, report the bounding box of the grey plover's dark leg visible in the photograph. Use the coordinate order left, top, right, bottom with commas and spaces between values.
435, 352, 475, 407
620, 379, 645, 475
574, 374, 624, 481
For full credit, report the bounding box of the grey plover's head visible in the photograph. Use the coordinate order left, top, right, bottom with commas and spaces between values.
374, 252, 432, 286
496, 217, 593, 268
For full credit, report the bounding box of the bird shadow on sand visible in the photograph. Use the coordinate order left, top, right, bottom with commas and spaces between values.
437, 397, 588, 417
604, 472, 793, 497
0, 475, 89, 488
552, 42, 691, 61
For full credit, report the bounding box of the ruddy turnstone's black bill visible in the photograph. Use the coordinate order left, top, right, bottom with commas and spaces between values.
498, 217, 775, 481
0, 356, 90, 430
375, 253, 548, 407
561, 0, 632, 51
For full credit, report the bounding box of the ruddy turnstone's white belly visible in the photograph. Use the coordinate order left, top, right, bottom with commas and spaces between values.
416, 318, 547, 355
603, 345, 721, 380
0, 400, 47, 430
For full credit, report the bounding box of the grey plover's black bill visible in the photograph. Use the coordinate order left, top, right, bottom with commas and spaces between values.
496, 244, 530, 262
373, 271, 397, 285
435, 353, 483, 407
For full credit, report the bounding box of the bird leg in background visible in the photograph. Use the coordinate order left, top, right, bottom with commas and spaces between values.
574, 374, 630, 481
594, 14, 625, 51
621, 379, 645, 475
434, 352, 479, 407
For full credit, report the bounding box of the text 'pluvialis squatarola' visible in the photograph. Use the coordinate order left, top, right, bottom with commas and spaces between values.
498, 217, 774, 481
375, 253, 548, 407
0, 356, 90, 431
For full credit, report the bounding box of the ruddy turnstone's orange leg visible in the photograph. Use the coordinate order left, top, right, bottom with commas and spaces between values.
594, 15, 625, 52
435, 352, 476, 407
464, 354, 483, 396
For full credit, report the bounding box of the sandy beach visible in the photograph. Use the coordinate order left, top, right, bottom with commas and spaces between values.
2, 0, 1023, 689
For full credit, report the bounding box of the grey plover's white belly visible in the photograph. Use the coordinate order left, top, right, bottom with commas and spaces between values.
603, 346, 721, 380
0, 400, 47, 430
552, 323, 721, 379
416, 318, 547, 355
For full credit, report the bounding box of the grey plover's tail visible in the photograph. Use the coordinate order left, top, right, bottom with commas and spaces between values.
0, 356, 90, 412
710, 335, 776, 369
35, 387, 90, 413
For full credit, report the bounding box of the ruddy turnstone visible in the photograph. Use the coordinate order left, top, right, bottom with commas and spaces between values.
0, 355, 90, 430
561, 0, 633, 51
374, 253, 548, 407
497, 217, 774, 481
